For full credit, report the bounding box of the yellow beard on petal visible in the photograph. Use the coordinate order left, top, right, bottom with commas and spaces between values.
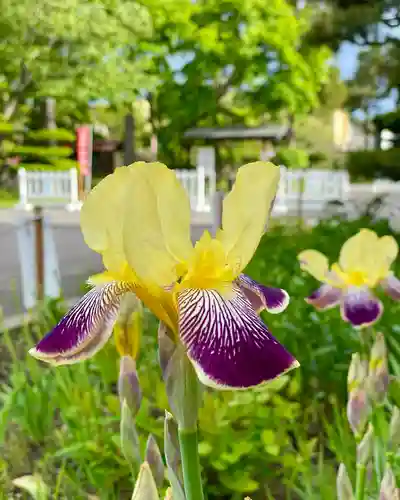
177, 231, 237, 297
329, 263, 389, 289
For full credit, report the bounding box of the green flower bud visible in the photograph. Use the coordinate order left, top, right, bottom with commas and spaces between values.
368, 333, 389, 404
145, 435, 165, 488
164, 411, 185, 500
348, 353, 368, 393
118, 355, 142, 417
131, 462, 160, 500
336, 463, 354, 500
347, 388, 369, 437
120, 400, 141, 469
379, 466, 400, 500
357, 425, 374, 466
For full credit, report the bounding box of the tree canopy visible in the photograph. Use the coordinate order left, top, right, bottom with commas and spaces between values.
0, 0, 154, 120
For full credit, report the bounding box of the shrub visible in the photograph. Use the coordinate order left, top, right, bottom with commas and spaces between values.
345, 148, 400, 181
273, 147, 309, 169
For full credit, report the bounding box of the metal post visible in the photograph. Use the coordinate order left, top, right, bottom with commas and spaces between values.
33, 206, 44, 301
123, 113, 135, 165
212, 191, 224, 236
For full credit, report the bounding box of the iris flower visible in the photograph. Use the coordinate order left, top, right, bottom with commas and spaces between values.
30, 161, 298, 389
298, 229, 400, 329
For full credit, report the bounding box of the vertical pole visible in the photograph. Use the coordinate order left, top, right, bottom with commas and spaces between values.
18, 168, 28, 208
33, 206, 44, 301
196, 165, 206, 212
69, 168, 79, 208
123, 113, 135, 165
212, 191, 224, 236
78, 170, 84, 201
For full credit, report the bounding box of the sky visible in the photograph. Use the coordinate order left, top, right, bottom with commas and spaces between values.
336, 23, 400, 116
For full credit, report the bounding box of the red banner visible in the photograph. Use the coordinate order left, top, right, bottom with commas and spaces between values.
76, 126, 92, 176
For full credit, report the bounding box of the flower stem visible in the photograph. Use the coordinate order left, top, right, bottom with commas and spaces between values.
355, 464, 367, 500
178, 428, 205, 500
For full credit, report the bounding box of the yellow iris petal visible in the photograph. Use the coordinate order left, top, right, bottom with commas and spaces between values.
80, 166, 135, 273
298, 249, 329, 282
134, 286, 178, 334
218, 161, 280, 274
377, 236, 398, 274
123, 162, 193, 288
339, 229, 379, 275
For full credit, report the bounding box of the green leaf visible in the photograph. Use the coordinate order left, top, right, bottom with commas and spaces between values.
261, 430, 276, 446
198, 441, 213, 456
220, 471, 259, 493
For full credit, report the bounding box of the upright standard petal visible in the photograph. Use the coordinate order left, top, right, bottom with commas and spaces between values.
80, 166, 137, 273
218, 162, 280, 274
306, 284, 342, 310
123, 163, 193, 288
177, 285, 298, 390
381, 274, 400, 301
297, 250, 330, 282
340, 287, 383, 329
29, 282, 131, 364
339, 230, 380, 283
377, 236, 399, 277
237, 274, 289, 314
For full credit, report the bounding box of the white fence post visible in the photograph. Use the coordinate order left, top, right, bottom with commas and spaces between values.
66, 168, 81, 211
212, 191, 224, 236
196, 165, 206, 212
17, 168, 33, 210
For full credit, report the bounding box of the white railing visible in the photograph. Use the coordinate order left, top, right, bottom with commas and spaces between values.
16, 165, 400, 218
280, 168, 351, 212
175, 165, 216, 212
17, 168, 82, 211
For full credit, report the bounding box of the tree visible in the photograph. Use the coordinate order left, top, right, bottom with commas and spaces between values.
304, 0, 399, 50
0, 0, 155, 121
137, 0, 331, 166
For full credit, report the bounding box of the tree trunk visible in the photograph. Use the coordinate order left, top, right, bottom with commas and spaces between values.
123, 113, 135, 165
40, 97, 57, 145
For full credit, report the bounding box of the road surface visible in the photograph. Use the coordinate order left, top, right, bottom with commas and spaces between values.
0, 208, 212, 318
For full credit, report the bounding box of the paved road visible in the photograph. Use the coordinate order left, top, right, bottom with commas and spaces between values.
0, 208, 212, 318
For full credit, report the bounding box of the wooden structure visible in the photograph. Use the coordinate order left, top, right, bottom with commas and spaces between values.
183, 124, 291, 168
183, 124, 290, 142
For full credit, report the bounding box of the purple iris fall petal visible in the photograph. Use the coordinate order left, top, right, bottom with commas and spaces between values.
30, 282, 130, 365
380, 274, 400, 301
177, 285, 298, 390
340, 287, 383, 329
237, 274, 290, 314
306, 284, 343, 310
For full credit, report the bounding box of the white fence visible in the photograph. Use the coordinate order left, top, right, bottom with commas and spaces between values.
279, 168, 351, 213
16, 165, 400, 217
175, 165, 216, 212
17, 168, 82, 211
